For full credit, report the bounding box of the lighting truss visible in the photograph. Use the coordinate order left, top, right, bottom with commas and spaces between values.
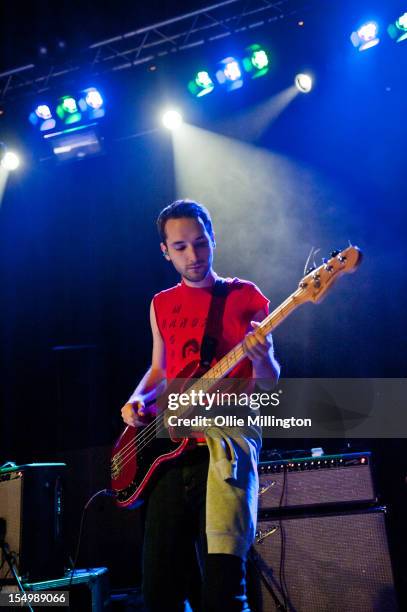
0, 0, 314, 102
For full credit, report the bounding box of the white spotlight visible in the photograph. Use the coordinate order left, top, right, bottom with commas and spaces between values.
162, 109, 183, 130
295, 73, 313, 93
1, 151, 21, 171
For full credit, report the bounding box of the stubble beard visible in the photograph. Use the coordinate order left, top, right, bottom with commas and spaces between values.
183, 263, 211, 283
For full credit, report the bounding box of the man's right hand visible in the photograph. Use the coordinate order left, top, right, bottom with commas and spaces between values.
121, 399, 150, 427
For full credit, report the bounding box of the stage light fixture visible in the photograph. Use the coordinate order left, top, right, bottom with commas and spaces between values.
216, 57, 243, 91
295, 73, 313, 93
85, 88, 104, 109
62, 97, 78, 114
243, 44, 270, 78
188, 71, 215, 97
29, 104, 56, 132
56, 96, 82, 125
388, 12, 407, 43
224, 60, 241, 81
162, 110, 183, 130
1, 151, 20, 171
35, 105, 52, 120
351, 21, 380, 51
252, 49, 268, 70
78, 88, 105, 119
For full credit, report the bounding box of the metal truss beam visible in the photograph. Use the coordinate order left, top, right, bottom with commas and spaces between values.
0, 0, 312, 102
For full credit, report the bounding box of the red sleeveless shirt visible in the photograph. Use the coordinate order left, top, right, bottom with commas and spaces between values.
153, 277, 269, 379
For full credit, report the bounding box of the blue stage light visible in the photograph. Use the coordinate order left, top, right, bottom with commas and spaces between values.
35, 105, 52, 120
358, 22, 378, 41
223, 60, 241, 81
39, 119, 56, 132
351, 21, 380, 51
216, 57, 243, 91
85, 88, 104, 109
78, 88, 105, 119
29, 105, 55, 131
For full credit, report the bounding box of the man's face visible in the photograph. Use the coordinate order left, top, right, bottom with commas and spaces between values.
161, 217, 215, 284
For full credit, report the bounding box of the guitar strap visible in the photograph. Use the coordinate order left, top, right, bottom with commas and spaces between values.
200, 279, 229, 367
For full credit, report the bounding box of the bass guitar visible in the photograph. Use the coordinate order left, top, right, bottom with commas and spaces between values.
111, 245, 362, 508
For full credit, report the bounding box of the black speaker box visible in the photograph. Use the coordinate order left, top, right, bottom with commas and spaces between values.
0, 463, 65, 582
248, 508, 398, 612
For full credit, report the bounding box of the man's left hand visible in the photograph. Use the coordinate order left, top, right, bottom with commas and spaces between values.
243, 321, 273, 366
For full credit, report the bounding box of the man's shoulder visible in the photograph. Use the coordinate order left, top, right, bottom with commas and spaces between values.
152, 278, 264, 300
224, 277, 262, 293
153, 283, 182, 302
225, 277, 269, 313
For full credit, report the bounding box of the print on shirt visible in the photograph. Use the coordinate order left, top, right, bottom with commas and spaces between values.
154, 279, 269, 379
182, 339, 200, 360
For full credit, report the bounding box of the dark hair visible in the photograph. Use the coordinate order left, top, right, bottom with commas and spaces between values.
157, 199, 214, 243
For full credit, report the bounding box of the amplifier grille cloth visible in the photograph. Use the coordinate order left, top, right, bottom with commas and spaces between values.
250, 511, 398, 612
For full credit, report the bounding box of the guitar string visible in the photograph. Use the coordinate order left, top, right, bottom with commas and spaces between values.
112, 372, 225, 468
112, 290, 303, 473
111, 359, 243, 475
111, 346, 250, 475
112, 341, 247, 468
112, 333, 257, 472
113, 372, 234, 473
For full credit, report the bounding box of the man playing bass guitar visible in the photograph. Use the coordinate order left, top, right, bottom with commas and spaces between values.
121, 199, 280, 611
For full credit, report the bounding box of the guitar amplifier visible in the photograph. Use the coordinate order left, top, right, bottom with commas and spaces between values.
247, 507, 398, 612
24, 567, 110, 612
258, 452, 376, 511
0, 463, 66, 582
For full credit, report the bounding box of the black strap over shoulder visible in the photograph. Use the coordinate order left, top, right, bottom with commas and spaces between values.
200, 279, 229, 367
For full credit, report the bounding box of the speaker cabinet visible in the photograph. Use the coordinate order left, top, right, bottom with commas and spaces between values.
0, 463, 65, 582
248, 508, 398, 612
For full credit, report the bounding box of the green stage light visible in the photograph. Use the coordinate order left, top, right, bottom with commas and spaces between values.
56, 96, 81, 125
62, 97, 78, 113
243, 44, 270, 78
388, 12, 407, 43
251, 49, 269, 70
188, 70, 215, 97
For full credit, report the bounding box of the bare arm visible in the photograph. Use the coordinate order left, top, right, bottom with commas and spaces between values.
121, 300, 166, 427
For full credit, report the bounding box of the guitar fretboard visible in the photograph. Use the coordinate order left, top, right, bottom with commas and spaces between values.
198, 287, 303, 381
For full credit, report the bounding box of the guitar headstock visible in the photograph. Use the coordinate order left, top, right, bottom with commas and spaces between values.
296, 245, 362, 304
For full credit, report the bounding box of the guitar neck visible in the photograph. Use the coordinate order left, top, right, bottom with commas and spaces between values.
202, 287, 303, 381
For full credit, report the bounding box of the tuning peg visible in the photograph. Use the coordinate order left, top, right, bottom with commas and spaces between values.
330, 249, 340, 257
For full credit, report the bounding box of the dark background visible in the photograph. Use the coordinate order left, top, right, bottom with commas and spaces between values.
1, 0, 406, 602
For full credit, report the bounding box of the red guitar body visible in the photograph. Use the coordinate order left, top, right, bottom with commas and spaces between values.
111, 360, 206, 509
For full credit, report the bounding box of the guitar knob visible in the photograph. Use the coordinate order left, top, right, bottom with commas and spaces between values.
312, 273, 321, 288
